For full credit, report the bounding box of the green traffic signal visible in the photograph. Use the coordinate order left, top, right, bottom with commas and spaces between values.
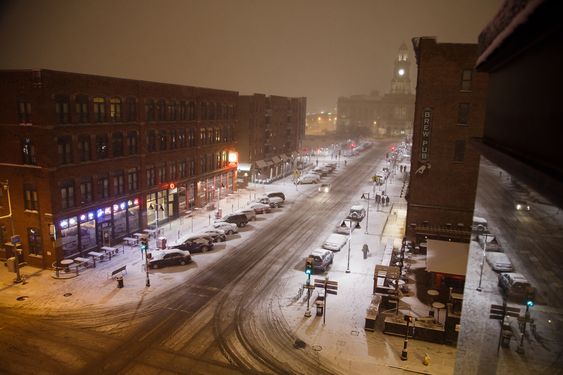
526, 300, 534, 308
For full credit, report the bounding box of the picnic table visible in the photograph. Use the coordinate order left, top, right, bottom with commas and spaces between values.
123, 237, 138, 246
88, 251, 104, 267
143, 228, 158, 238
101, 246, 120, 259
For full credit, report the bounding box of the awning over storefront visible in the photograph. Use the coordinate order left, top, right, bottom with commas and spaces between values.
425, 239, 469, 276
272, 156, 281, 164
255, 160, 267, 169
237, 163, 251, 171
265, 160, 274, 167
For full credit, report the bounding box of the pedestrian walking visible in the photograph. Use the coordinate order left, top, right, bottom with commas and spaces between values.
362, 244, 369, 259
386, 196, 390, 206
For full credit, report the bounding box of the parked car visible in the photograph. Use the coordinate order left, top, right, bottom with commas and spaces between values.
236, 208, 257, 221
322, 233, 348, 252
265, 191, 286, 201
218, 213, 248, 227
298, 174, 320, 184
248, 202, 272, 214
479, 234, 502, 252
498, 272, 533, 302
347, 205, 366, 222
210, 221, 239, 235
307, 249, 334, 273
335, 220, 357, 235
259, 196, 284, 208
170, 237, 214, 253
486, 252, 514, 272
318, 183, 331, 193
147, 249, 192, 269
472, 216, 488, 233
199, 228, 226, 242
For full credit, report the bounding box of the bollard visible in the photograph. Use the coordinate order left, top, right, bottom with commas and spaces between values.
423, 353, 430, 366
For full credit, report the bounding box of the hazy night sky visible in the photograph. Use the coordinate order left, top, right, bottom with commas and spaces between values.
0, 0, 501, 113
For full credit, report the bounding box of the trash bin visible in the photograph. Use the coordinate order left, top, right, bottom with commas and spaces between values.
157, 237, 167, 249
116, 276, 124, 288
316, 301, 324, 316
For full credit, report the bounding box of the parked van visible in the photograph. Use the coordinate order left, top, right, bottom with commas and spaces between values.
498, 272, 533, 302
322, 233, 348, 252
308, 249, 334, 273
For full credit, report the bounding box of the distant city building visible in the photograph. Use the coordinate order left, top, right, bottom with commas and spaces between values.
405, 37, 489, 243
337, 43, 415, 137
237, 94, 306, 186
0, 69, 238, 268
305, 112, 337, 136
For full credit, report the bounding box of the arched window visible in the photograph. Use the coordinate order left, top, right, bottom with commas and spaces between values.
110, 97, 122, 122
55, 95, 70, 123
159, 130, 167, 150
75, 94, 89, 123
126, 97, 137, 122
146, 99, 155, 122
157, 99, 166, 121
93, 97, 106, 122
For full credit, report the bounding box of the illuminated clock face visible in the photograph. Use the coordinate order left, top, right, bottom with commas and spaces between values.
398, 68, 405, 76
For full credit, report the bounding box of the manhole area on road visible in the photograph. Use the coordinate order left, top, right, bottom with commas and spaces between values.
63, 292, 73, 297
312, 345, 323, 352
16, 296, 29, 301
293, 339, 306, 349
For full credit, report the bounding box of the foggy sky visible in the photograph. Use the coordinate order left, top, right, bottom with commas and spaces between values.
0, 0, 501, 113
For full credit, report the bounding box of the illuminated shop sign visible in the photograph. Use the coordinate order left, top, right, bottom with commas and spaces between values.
421, 107, 432, 161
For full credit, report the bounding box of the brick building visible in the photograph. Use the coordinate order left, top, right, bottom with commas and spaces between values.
237, 94, 306, 186
0, 69, 238, 268
405, 37, 488, 242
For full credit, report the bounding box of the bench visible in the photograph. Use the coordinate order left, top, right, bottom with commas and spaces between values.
108, 265, 127, 280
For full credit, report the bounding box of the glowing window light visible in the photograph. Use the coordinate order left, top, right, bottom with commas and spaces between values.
69, 217, 77, 226
113, 204, 119, 212
80, 214, 86, 222
128, 200, 133, 207
133, 198, 139, 205
97, 209, 104, 218
88, 212, 94, 220
119, 202, 126, 210
104, 207, 111, 215
60, 220, 68, 228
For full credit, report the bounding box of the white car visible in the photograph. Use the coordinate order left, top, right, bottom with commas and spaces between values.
486, 252, 514, 272
199, 228, 227, 242
259, 196, 284, 208
248, 202, 272, 214
297, 174, 320, 184
210, 221, 238, 235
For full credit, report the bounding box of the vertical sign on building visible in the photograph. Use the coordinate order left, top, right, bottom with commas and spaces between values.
421, 108, 432, 161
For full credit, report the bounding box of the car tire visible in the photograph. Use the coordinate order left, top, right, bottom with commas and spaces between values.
180, 260, 186, 265
201, 246, 209, 253
152, 264, 158, 269
227, 230, 233, 235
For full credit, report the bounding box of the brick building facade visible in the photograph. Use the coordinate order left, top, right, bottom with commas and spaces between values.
237, 94, 306, 185
0, 69, 238, 268
405, 37, 488, 242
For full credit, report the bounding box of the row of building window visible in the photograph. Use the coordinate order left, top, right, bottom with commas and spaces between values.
17, 96, 236, 125
21, 125, 234, 166
20, 151, 230, 211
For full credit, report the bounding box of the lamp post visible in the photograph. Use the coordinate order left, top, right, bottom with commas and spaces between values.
477, 233, 489, 292
346, 219, 353, 273
361, 192, 370, 234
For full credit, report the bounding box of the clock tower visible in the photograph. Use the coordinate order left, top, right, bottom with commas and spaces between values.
390, 43, 412, 94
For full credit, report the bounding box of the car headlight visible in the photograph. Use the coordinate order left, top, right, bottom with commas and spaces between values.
516, 204, 522, 210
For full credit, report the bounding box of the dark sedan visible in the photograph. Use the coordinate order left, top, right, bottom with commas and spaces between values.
148, 249, 192, 269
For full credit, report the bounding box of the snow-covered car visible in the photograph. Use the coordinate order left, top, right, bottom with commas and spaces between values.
347, 205, 366, 222
265, 191, 286, 201
236, 208, 257, 221
147, 249, 192, 269
170, 236, 214, 253
199, 228, 226, 242
210, 221, 239, 235
515, 201, 531, 211
248, 202, 272, 214
259, 196, 284, 208
486, 252, 514, 272
322, 233, 348, 252
335, 220, 357, 235
478, 234, 502, 252
297, 174, 320, 184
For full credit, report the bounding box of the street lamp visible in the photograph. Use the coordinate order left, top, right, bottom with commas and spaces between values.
149, 203, 164, 236
476, 233, 489, 292
346, 219, 353, 273
361, 193, 370, 234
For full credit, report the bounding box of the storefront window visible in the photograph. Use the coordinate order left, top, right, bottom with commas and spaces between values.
60, 216, 79, 258
80, 212, 97, 252
113, 202, 127, 238
128, 201, 140, 232
96, 207, 112, 246
146, 192, 157, 227
178, 185, 187, 213
27, 227, 42, 256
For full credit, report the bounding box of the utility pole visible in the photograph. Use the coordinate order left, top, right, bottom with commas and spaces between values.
477, 233, 489, 291
361, 192, 370, 234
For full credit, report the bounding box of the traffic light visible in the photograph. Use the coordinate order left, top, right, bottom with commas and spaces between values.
526, 299, 534, 308
305, 257, 313, 276
526, 288, 535, 308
